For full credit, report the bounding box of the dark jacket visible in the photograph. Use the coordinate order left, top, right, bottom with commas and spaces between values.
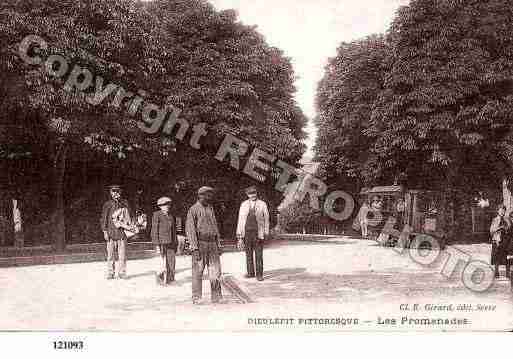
100, 199, 130, 241
151, 210, 177, 249
492, 216, 513, 265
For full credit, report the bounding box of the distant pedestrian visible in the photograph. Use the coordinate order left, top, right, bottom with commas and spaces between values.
490, 204, 510, 278
151, 197, 178, 286
506, 212, 513, 279
100, 185, 131, 279
359, 200, 370, 238
236, 186, 269, 281
186, 186, 223, 304
132, 188, 149, 242
367, 196, 384, 227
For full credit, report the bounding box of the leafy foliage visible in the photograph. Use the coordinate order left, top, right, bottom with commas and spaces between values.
0, 0, 306, 164
316, 0, 513, 197
315, 34, 390, 188
0, 0, 307, 244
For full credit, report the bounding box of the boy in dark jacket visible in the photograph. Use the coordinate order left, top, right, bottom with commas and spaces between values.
151, 197, 177, 286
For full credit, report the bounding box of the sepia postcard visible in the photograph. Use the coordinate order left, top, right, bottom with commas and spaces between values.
1, 0, 513, 344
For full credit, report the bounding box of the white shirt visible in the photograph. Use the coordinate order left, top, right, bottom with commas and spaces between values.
236, 199, 270, 239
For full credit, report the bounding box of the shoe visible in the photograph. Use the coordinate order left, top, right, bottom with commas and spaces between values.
257, 277, 264, 281
118, 273, 128, 280
244, 274, 255, 278
192, 298, 200, 305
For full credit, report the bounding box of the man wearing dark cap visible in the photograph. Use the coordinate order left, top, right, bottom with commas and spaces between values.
236, 185, 270, 281
185, 186, 223, 304
100, 185, 131, 279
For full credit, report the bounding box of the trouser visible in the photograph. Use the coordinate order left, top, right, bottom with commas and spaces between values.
157, 244, 176, 282
192, 241, 222, 301
106, 239, 127, 276
361, 220, 368, 237
244, 233, 263, 278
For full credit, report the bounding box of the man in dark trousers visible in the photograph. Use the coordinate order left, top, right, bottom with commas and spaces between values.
151, 196, 177, 286
236, 186, 270, 281
186, 186, 223, 304
100, 184, 131, 280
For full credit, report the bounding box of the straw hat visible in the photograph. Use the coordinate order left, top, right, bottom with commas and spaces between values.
157, 197, 172, 206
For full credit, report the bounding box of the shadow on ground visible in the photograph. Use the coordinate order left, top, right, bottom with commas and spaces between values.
125, 268, 190, 280
105, 272, 244, 312
265, 239, 357, 250
243, 267, 512, 302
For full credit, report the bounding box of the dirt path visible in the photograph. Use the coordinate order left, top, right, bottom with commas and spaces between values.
1, 239, 511, 331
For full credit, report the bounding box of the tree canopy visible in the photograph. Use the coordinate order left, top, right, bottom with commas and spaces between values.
315, 0, 513, 197
315, 34, 389, 190
0, 0, 307, 246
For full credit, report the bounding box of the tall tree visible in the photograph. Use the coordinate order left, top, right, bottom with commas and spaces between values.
0, 0, 174, 249
148, 0, 306, 163
0, 0, 307, 247
369, 0, 513, 195
315, 34, 390, 189
144, 0, 307, 220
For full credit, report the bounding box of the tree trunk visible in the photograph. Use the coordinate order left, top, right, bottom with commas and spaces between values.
0, 192, 14, 246
503, 178, 512, 214
52, 142, 68, 252
443, 156, 461, 243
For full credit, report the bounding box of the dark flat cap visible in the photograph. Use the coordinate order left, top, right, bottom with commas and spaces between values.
108, 184, 122, 190
245, 185, 257, 194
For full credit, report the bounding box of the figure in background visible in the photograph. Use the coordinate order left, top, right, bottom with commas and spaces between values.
151, 197, 177, 286
236, 186, 270, 281
186, 186, 223, 304
490, 204, 511, 278
395, 198, 405, 230
366, 196, 384, 239
100, 185, 131, 280
133, 188, 149, 242
352, 198, 370, 238
359, 200, 370, 238
506, 212, 513, 280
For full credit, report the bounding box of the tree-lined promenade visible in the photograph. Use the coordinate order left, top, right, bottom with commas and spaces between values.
317, 0, 513, 194
280, 0, 513, 235
3, 0, 513, 245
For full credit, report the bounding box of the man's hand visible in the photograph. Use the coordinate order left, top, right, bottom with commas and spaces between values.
237, 238, 244, 251
258, 234, 269, 244
103, 231, 109, 241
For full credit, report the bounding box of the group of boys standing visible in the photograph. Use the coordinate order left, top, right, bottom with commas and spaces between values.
100, 184, 270, 304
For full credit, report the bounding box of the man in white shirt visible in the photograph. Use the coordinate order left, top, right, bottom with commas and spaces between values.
236, 186, 270, 281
